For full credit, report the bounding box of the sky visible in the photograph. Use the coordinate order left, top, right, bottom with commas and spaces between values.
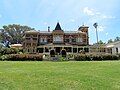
0, 0, 120, 44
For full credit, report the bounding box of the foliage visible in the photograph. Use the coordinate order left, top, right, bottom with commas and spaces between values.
58, 56, 68, 61
74, 54, 119, 61
107, 36, 120, 43
67, 54, 74, 59
93, 40, 105, 45
114, 36, 120, 42
0, 47, 19, 55
6, 54, 43, 61
107, 39, 113, 43
1, 24, 34, 44
0, 31, 2, 42
0, 55, 9, 61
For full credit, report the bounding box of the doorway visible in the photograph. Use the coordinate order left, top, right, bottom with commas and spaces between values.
55, 47, 61, 54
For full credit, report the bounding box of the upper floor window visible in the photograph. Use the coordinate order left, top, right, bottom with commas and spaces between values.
33, 35, 37, 37
53, 35, 63, 43
26, 34, 30, 37
72, 39, 76, 42
65, 39, 69, 43
78, 38, 83, 42
40, 38, 47, 43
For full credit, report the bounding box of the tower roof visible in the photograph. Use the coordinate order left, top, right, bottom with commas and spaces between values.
54, 22, 62, 30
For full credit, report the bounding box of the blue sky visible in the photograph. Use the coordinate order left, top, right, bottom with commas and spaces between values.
0, 0, 120, 44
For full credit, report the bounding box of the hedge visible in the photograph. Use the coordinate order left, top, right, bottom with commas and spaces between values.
74, 54, 119, 61
0, 54, 43, 61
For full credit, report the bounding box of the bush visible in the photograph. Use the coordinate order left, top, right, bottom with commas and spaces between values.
0, 47, 19, 55
74, 54, 119, 61
0, 55, 9, 61
0, 54, 43, 61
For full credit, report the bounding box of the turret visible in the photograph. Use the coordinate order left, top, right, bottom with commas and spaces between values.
78, 25, 89, 45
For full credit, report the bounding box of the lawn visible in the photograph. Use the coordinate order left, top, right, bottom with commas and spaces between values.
0, 61, 120, 90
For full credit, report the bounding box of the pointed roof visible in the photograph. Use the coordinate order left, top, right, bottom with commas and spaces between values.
54, 22, 62, 30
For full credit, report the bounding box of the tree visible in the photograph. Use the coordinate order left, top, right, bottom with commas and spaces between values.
114, 37, 120, 42
1, 24, 34, 44
93, 40, 105, 45
107, 39, 113, 43
98, 40, 105, 44
0, 32, 2, 42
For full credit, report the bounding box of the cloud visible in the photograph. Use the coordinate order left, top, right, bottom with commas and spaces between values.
83, 7, 95, 16
101, 15, 115, 19
83, 7, 115, 20
43, 22, 48, 25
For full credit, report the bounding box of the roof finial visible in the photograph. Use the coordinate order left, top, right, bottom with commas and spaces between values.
82, 22, 85, 26
57, 20, 59, 23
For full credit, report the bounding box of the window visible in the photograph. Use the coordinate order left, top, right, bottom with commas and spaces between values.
64, 47, 72, 52
84, 48, 89, 52
26, 38, 30, 40
33, 35, 37, 37
33, 38, 37, 40
53, 35, 63, 42
73, 48, 77, 53
26, 34, 30, 37
65, 39, 69, 43
78, 38, 82, 42
26, 43, 31, 46
45, 47, 49, 52
47, 39, 51, 43
72, 39, 76, 42
28, 49, 29, 52
43, 39, 44, 42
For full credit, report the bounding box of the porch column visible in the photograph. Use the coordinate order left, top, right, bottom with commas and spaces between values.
71, 46, 73, 53
43, 47, 45, 53
77, 46, 78, 53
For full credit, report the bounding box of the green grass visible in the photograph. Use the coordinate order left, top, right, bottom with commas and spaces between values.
0, 61, 120, 90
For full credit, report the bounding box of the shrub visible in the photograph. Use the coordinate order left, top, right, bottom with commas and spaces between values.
74, 54, 119, 61
0, 47, 19, 55
74, 54, 85, 61
0, 54, 43, 61
0, 55, 9, 61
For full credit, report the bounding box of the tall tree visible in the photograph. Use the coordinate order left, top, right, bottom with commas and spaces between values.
0, 31, 2, 42
93, 40, 105, 45
114, 36, 120, 42
98, 40, 105, 44
107, 39, 113, 43
1, 24, 34, 44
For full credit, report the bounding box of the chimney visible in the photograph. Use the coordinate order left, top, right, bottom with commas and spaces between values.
48, 26, 50, 32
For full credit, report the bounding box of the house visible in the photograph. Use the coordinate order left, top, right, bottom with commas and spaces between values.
23, 22, 89, 54
106, 41, 120, 54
